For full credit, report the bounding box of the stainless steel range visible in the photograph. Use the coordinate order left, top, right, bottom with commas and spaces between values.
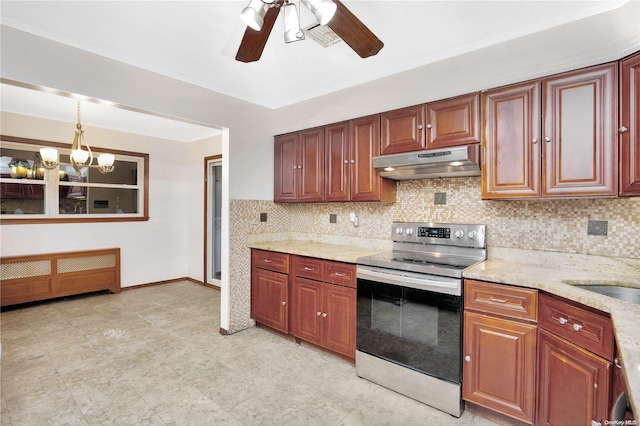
356, 222, 486, 417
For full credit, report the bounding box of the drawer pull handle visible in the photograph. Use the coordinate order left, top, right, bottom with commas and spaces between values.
558, 317, 568, 325
489, 297, 508, 303
263, 259, 273, 263
614, 358, 623, 369
303, 267, 315, 271
572, 323, 583, 332
332, 272, 346, 277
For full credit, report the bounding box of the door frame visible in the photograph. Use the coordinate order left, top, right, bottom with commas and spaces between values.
204, 154, 223, 289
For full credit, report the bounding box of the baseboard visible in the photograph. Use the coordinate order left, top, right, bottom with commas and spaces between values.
122, 277, 220, 291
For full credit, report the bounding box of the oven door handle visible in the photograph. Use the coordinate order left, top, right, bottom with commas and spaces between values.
357, 267, 461, 296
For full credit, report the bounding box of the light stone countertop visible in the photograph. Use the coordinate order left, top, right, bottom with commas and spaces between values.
463, 248, 640, 416
247, 237, 640, 416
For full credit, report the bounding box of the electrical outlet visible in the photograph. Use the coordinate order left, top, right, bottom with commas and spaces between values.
329, 214, 337, 224
259, 212, 267, 222
434, 192, 447, 205
587, 220, 608, 236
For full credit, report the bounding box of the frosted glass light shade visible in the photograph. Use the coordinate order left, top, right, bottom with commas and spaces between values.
40, 148, 58, 163
283, 2, 304, 43
301, 0, 336, 25
241, 0, 268, 31
71, 149, 90, 165
98, 154, 115, 167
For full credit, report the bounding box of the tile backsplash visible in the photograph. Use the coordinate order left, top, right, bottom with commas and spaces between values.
227, 176, 640, 332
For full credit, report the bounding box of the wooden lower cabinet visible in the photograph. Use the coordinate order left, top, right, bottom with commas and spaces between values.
536, 329, 611, 426
291, 277, 356, 357
250, 249, 290, 333
463, 312, 537, 424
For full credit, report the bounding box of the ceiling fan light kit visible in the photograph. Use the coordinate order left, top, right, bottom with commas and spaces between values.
235, 0, 384, 63
241, 0, 268, 31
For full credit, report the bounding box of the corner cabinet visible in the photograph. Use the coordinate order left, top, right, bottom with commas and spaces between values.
250, 249, 290, 333
620, 51, 640, 196
482, 62, 618, 199
274, 128, 324, 202
463, 279, 538, 425
324, 115, 396, 202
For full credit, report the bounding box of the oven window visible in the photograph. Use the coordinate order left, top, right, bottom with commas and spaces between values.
357, 278, 462, 384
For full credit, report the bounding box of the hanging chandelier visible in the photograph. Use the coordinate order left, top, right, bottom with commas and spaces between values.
40, 101, 115, 175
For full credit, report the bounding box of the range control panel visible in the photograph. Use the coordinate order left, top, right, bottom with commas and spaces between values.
392, 222, 485, 249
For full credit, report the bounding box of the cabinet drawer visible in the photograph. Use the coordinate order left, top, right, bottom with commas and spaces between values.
539, 293, 614, 361
324, 261, 356, 288
464, 279, 538, 322
251, 249, 289, 274
293, 256, 323, 280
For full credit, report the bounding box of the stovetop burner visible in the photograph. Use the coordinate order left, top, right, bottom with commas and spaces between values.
357, 222, 487, 279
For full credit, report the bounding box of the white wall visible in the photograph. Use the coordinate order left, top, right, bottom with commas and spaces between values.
1, 111, 196, 287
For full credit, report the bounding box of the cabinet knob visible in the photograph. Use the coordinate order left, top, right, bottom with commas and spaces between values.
532, 137, 538, 144
558, 317, 568, 325
426, 124, 432, 129
572, 323, 583, 332
619, 126, 628, 133
465, 355, 471, 362
418, 125, 423, 130
344, 160, 349, 164
545, 136, 551, 143
322, 313, 328, 318
317, 311, 322, 316
282, 301, 287, 306
350, 160, 355, 164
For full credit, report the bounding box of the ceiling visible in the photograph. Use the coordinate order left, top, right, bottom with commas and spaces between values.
0, 0, 635, 141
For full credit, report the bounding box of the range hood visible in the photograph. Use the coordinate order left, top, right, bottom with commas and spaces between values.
373, 145, 481, 180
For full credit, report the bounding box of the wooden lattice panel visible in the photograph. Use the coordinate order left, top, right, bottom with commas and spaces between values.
0, 260, 51, 280
57, 254, 116, 274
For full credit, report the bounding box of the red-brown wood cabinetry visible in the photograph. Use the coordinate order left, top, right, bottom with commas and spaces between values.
274, 128, 324, 202
483, 63, 618, 199
290, 256, 356, 358
324, 115, 396, 202
380, 104, 425, 154
250, 249, 290, 333
620, 51, 640, 196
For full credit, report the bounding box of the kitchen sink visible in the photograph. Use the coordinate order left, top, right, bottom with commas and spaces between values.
574, 285, 640, 305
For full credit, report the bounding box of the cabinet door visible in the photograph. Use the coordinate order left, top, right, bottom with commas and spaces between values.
291, 277, 323, 346
323, 284, 356, 358
620, 52, 640, 196
482, 81, 541, 199
251, 267, 289, 333
463, 312, 537, 424
542, 63, 618, 197
380, 104, 425, 154
274, 132, 299, 202
537, 329, 611, 426
426, 93, 481, 149
299, 127, 324, 202
350, 114, 382, 201
324, 121, 351, 201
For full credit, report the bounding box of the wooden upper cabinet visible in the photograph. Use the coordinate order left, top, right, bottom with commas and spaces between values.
274, 132, 299, 202
426, 92, 481, 149
324, 116, 396, 202
274, 128, 324, 202
325, 121, 351, 201
483, 62, 618, 200
542, 63, 618, 197
380, 104, 425, 154
620, 51, 640, 196
482, 81, 541, 199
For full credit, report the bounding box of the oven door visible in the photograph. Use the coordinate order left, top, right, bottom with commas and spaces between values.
356, 266, 463, 385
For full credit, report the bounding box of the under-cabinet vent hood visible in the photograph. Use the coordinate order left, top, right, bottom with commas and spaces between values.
373, 145, 481, 180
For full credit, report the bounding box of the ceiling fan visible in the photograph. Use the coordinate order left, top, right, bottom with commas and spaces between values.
235, 0, 384, 63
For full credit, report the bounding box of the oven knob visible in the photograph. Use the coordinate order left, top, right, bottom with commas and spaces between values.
395, 227, 404, 235
468, 231, 478, 240
405, 228, 414, 236
454, 230, 464, 239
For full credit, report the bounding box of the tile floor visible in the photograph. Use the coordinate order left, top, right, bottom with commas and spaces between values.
1, 281, 498, 425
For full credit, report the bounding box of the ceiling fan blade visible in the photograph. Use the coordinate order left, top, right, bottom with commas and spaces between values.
327, 0, 384, 58
235, 5, 280, 63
